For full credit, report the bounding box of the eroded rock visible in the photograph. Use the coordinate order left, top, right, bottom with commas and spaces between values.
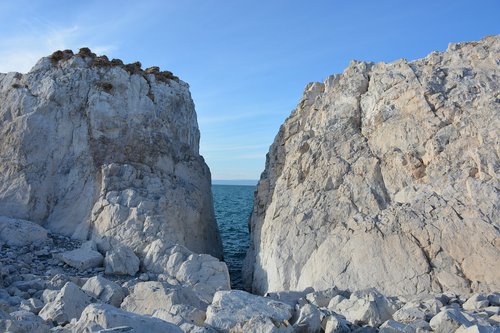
244, 35, 500, 296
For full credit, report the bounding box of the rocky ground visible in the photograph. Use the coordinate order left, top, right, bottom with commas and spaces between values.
1, 219, 499, 332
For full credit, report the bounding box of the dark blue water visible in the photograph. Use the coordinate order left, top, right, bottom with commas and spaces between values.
212, 184, 255, 289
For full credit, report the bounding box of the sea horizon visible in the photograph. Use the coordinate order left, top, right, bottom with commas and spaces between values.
212, 179, 258, 186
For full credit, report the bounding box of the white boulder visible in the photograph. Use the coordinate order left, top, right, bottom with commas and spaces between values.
331, 289, 398, 327
82, 275, 125, 307
0, 216, 48, 246
59, 241, 104, 271
104, 244, 140, 276
143, 242, 230, 303
71, 303, 182, 333
429, 308, 474, 333
121, 281, 207, 324
205, 290, 293, 332
39, 282, 91, 324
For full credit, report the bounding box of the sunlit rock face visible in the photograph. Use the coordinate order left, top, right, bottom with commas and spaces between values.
0, 49, 223, 259
244, 35, 500, 296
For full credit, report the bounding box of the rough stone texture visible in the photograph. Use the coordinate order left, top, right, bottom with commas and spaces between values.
104, 244, 140, 276
39, 281, 91, 324
330, 289, 399, 327
205, 290, 293, 332
70, 303, 182, 333
142, 242, 230, 303
429, 308, 474, 332
59, 241, 104, 270
121, 281, 207, 324
244, 35, 500, 296
0, 216, 48, 246
82, 275, 125, 307
0, 49, 222, 259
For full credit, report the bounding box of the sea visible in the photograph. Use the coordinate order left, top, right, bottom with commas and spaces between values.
212, 184, 255, 289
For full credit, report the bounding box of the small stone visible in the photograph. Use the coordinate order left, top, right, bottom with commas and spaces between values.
139, 273, 149, 281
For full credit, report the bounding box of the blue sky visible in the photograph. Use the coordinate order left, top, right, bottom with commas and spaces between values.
0, 1, 498, 181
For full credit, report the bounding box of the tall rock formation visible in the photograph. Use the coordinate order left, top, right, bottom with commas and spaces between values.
244, 36, 500, 296
0, 49, 223, 259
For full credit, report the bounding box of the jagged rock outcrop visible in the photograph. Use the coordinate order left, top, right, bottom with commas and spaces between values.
244, 35, 500, 296
0, 48, 222, 259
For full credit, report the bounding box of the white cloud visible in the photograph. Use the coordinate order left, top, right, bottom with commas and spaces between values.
0, 19, 115, 73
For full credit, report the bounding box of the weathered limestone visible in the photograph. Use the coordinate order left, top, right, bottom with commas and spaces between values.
0, 49, 222, 260
330, 289, 398, 327
39, 282, 91, 324
244, 35, 500, 296
205, 290, 294, 331
142, 242, 230, 303
70, 303, 182, 333
0, 216, 48, 246
429, 308, 474, 332
104, 244, 140, 276
59, 241, 104, 271
121, 281, 207, 322
82, 275, 125, 307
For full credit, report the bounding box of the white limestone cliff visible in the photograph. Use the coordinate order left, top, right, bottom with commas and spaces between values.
0, 48, 222, 259
243, 35, 500, 296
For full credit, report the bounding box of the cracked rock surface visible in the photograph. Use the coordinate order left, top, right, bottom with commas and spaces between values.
244, 35, 500, 296
0, 48, 222, 260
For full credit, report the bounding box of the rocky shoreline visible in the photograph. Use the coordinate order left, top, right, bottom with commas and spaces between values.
1, 219, 499, 332
1, 36, 499, 332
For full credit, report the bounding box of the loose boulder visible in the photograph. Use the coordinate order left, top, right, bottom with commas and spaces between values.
205, 290, 293, 332
0, 216, 48, 246
70, 303, 182, 333
39, 282, 91, 324
82, 275, 125, 307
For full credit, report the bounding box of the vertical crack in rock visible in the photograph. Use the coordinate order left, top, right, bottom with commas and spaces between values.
245, 35, 500, 296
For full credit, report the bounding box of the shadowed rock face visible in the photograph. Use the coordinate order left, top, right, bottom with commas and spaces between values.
0, 48, 223, 259
244, 35, 500, 296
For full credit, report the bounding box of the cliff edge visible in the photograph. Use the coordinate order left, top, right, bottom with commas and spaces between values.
0, 48, 223, 259
244, 35, 500, 296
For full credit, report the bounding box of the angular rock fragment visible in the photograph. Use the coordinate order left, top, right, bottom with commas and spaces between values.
205, 290, 293, 332
82, 275, 125, 307
104, 244, 139, 276
39, 282, 91, 324
59, 241, 104, 271
71, 303, 182, 333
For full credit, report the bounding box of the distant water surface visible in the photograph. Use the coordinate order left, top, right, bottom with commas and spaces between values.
212, 184, 255, 289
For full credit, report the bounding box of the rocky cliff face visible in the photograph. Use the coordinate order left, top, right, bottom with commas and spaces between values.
244, 36, 500, 296
0, 48, 222, 259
